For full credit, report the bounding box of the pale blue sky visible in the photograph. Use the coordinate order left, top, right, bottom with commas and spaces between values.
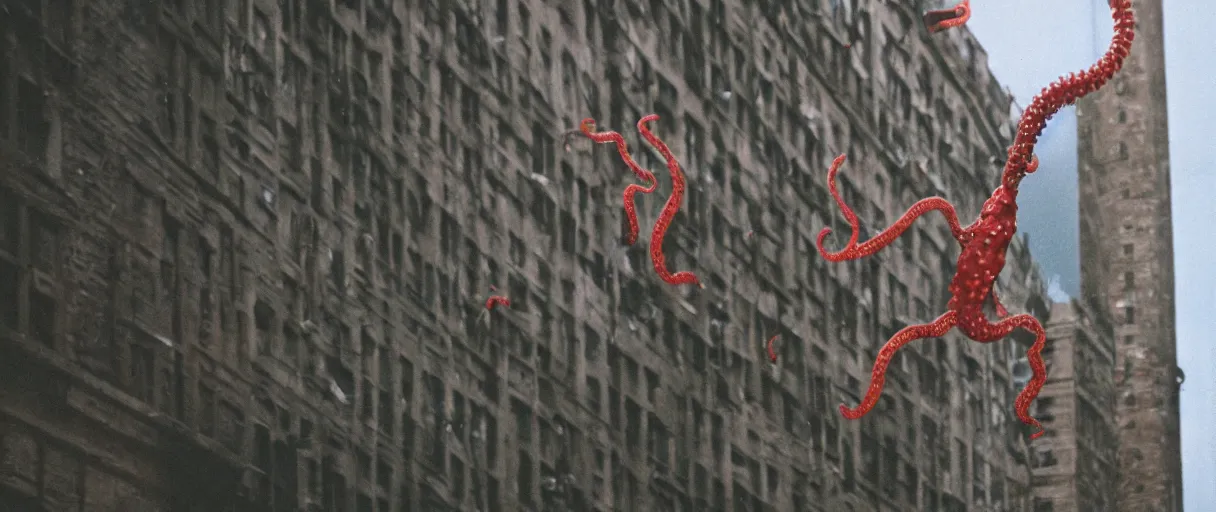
967, 1, 1214, 508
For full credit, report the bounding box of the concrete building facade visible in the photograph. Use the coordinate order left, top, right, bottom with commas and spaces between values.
0, 0, 1061, 510
1075, 0, 1185, 509
1030, 300, 1119, 512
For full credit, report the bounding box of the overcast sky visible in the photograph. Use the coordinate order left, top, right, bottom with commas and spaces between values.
967, 1, 1215, 508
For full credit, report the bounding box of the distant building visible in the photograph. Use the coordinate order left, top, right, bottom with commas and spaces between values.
0, 1, 1057, 510
1075, 0, 1185, 509
1030, 299, 1119, 511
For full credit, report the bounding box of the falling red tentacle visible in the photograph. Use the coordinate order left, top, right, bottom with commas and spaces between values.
575, 118, 658, 246
637, 115, 703, 288
817, 154, 970, 262
923, 0, 971, 33
767, 335, 780, 363
841, 312, 959, 419
955, 309, 1049, 438
485, 296, 511, 310
1007, 314, 1048, 439
1002, 0, 1135, 188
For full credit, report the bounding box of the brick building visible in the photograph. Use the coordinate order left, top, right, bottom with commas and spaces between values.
1030, 300, 1119, 511
1075, 0, 1185, 509
1, 0, 1060, 510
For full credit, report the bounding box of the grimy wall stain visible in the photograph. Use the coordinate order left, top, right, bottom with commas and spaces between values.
1076, 0, 1184, 510
0, 0, 1124, 510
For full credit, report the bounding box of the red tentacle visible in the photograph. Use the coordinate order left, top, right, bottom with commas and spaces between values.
767, 335, 780, 363
956, 310, 1049, 439
817, 154, 970, 262
923, 0, 971, 34
637, 115, 702, 288
1002, 0, 1135, 188
841, 312, 958, 419
575, 118, 658, 245
1009, 314, 1048, 440
485, 296, 511, 310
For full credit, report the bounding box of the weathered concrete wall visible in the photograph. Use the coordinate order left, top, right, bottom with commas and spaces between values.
0, 0, 1057, 510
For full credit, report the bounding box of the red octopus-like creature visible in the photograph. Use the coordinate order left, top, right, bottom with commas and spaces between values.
817, 1, 1136, 440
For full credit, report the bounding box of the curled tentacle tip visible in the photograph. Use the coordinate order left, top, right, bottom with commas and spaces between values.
836, 403, 865, 418
815, 228, 836, 251
1029, 429, 1045, 440
640, 114, 660, 123
485, 295, 511, 310
923, 0, 971, 33
579, 118, 596, 132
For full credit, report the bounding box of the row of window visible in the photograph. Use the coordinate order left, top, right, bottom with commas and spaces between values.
1, 0, 1056, 510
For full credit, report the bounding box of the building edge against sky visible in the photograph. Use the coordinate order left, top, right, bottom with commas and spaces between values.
1075, 0, 1185, 509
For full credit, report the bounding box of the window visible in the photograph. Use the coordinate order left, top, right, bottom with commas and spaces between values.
0, 37, 9, 140
1123, 243, 1134, 257
254, 300, 274, 355
1034, 449, 1058, 468
0, 188, 60, 347
513, 399, 532, 444
14, 77, 50, 165
495, 0, 509, 35
585, 376, 601, 413
1124, 306, 1135, 324
517, 451, 533, 504
130, 342, 155, 402
200, 115, 219, 175
1123, 271, 1135, 289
